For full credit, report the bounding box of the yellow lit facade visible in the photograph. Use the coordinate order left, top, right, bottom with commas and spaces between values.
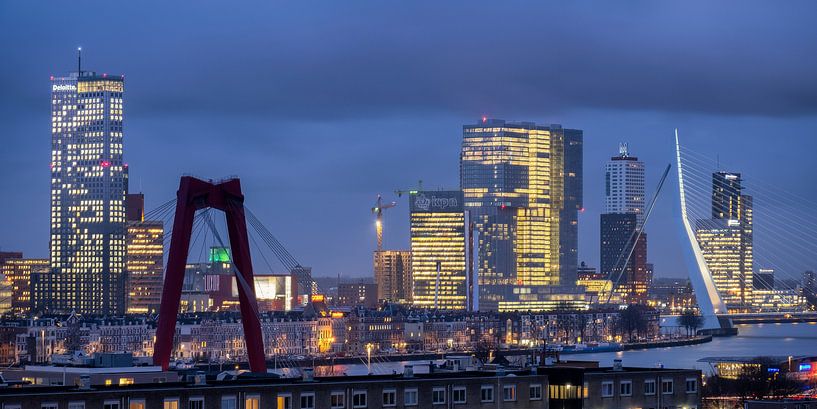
41, 71, 127, 315
696, 218, 753, 309
0, 258, 48, 316
410, 191, 468, 310
126, 221, 164, 314
461, 119, 565, 311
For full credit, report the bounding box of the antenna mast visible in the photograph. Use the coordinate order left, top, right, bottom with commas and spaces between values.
77, 47, 82, 74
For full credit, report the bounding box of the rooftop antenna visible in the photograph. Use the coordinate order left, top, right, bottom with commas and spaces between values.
619, 142, 629, 157
77, 46, 82, 74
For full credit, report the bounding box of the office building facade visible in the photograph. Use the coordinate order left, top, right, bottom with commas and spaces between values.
41, 67, 127, 315
0, 258, 48, 316
461, 119, 569, 311
374, 250, 412, 303
696, 171, 753, 309
560, 129, 583, 289
410, 191, 469, 310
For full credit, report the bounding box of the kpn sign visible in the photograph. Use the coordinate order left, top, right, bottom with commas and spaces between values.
410, 191, 463, 213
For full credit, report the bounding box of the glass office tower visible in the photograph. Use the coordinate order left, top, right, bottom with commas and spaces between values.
461, 119, 571, 311
410, 191, 469, 310
40, 68, 127, 315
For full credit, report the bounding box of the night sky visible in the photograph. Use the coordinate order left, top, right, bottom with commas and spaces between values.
2, 2, 817, 280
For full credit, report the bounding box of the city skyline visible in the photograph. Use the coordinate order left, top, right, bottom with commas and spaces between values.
3, 2, 817, 281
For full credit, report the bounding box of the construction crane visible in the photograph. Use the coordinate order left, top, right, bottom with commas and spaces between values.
395, 180, 424, 198
371, 195, 397, 252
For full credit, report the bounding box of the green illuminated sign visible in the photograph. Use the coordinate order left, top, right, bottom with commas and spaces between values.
209, 247, 231, 263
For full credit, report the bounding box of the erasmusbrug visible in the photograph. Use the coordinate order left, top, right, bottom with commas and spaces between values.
675, 130, 816, 329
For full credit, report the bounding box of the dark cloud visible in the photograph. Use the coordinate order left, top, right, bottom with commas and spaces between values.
1, 1, 817, 278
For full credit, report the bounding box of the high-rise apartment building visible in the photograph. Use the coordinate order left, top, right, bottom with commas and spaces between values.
374, 250, 412, 303
409, 191, 470, 310
560, 129, 583, 288
696, 171, 753, 309
604, 144, 645, 226
600, 145, 649, 304
125, 193, 164, 314
461, 119, 570, 311
39, 64, 127, 315
0, 258, 48, 316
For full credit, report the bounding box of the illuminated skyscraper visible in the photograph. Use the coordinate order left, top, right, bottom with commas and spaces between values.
461, 119, 570, 311
125, 193, 164, 314
409, 191, 469, 310
696, 172, 753, 309
374, 250, 412, 303
40, 61, 127, 315
0, 258, 48, 316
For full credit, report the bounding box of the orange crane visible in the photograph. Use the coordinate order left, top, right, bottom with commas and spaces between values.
371, 195, 397, 252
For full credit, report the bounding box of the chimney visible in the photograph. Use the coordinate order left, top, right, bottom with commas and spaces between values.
78, 375, 91, 390
302, 368, 315, 382
613, 359, 623, 371
193, 371, 207, 386
403, 365, 414, 378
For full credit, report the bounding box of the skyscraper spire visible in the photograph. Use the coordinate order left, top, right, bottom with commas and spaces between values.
77, 46, 82, 74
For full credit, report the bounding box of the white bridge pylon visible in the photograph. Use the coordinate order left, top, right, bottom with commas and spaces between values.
675, 129, 728, 329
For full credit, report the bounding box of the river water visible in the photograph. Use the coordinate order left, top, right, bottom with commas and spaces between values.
273, 323, 817, 376
573, 322, 817, 372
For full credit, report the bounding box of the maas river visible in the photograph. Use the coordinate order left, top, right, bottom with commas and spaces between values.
575, 322, 817, 372
274, 323, 817, 377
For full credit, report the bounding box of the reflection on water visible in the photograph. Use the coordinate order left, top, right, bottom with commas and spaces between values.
269, 323, 817, 376
576, 322, 817, 373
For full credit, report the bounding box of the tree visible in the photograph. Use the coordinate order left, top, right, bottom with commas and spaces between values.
614, 304, 649, 342
678, 309, 704, 337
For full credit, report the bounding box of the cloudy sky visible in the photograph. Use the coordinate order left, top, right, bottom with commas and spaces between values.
2, 1, 817, 280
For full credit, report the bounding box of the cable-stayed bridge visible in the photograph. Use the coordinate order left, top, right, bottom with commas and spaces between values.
674, 130, 817, 330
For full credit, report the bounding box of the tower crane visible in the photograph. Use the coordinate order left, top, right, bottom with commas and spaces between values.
371, 195, 397, 252
395, 180, 424, 198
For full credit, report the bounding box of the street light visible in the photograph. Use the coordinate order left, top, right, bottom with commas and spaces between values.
366, 344, 373, 374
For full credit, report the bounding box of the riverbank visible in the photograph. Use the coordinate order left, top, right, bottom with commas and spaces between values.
258, 336, 713, 368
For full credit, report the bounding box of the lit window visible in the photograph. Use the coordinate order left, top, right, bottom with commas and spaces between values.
129, 400, 146, 409
163, 399, 179, 409
245, 395, 260, 409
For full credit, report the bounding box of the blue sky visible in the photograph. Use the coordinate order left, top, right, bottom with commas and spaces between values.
2, 1, 816, 279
